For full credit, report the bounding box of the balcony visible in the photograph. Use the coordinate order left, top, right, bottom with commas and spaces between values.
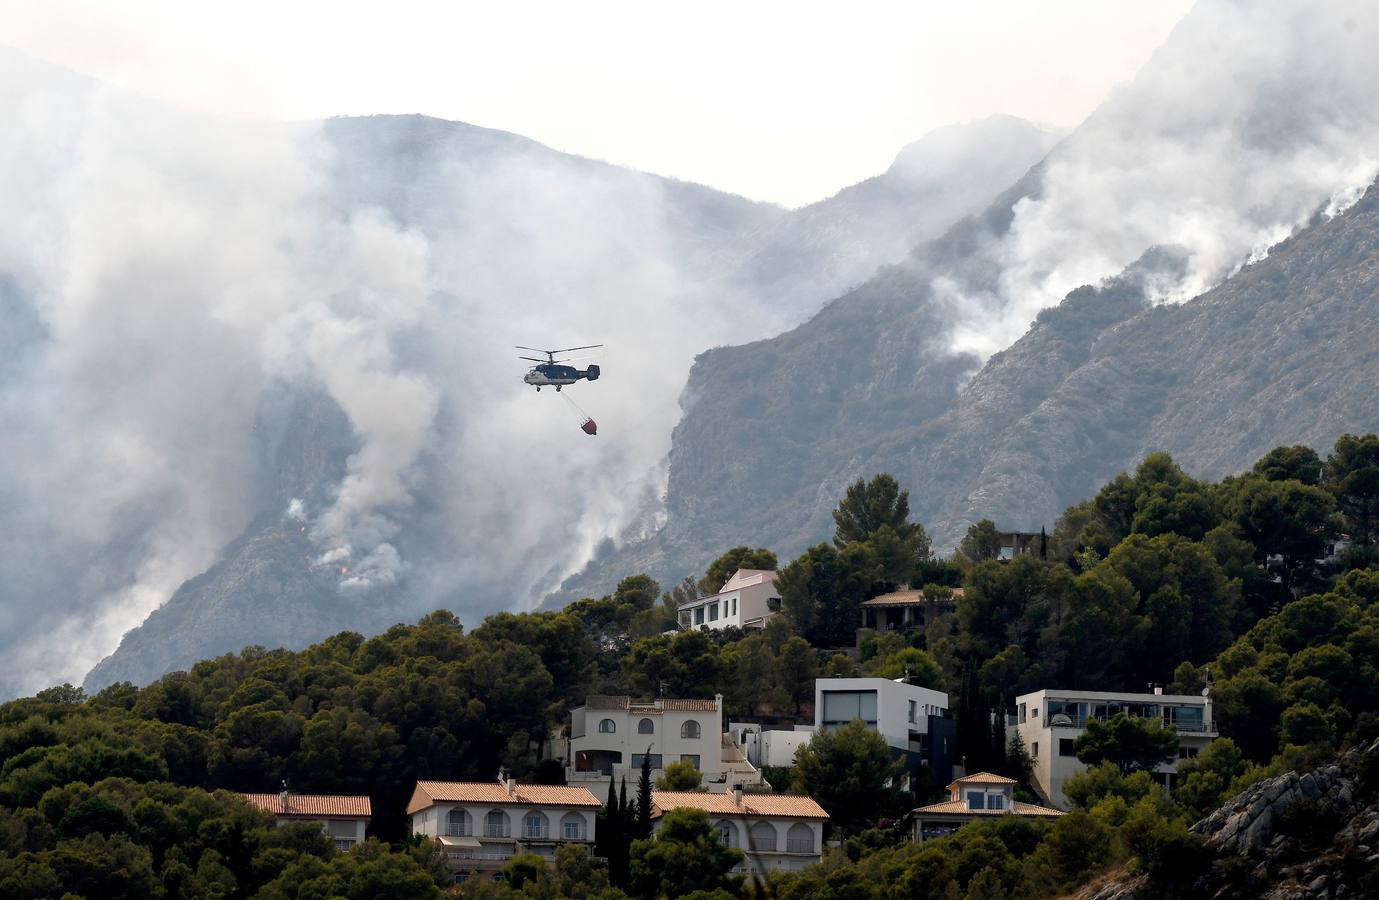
1045, 713, 1214, 735
484, 825, 511, 839
523, 826, 551, 841
445, 825, 470, 838
786, 839, 815, 854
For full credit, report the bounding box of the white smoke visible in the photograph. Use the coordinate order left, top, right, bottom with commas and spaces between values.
944, 0, 1379, 360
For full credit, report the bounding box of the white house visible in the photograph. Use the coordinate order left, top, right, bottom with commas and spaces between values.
239, 791, 371, 851
731, 722, 815, 768
814, 677, 956, 785
652, 787, 828, 875
911, 772, 1064, 842
1013, 687, 1218, 809
407, 775, 601, 881
566, 694, 761, 800
678, 569, 780, 631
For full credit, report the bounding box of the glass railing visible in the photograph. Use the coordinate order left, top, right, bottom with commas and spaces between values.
1045, 713, 1213, 733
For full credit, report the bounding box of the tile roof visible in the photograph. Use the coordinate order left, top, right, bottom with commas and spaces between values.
408, 781, 601, 814
651, 791, 828, 820
239, 793, 372, 818
913, 799, 1065, 818
949, 772, 1017, 788
584, 696, 718, 713
861, 587, 964, 606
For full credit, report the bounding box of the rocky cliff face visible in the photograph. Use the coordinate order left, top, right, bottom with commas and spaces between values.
554, 177, 1379, 603
1081, 738, 1379, 899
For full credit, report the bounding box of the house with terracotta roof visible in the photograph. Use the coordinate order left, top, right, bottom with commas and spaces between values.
565, 694, 762, 800
652, 786, 828, 875
239, 790, 371, 851
677, 569, 781, 631
858, 585, 964, 634
407, 773, 601, 881
911, 772, 1064, 842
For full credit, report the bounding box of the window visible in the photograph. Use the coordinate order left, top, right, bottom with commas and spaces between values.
1018, 703, 1027, 724
716, 820, 737, 848
908, 700, 917, 724
1032, 708, 1039, 718
749, 821, 777, 851
820, 691, 878, 729
1058, 738, 1076, 757
1165, 705, 1204, 732
680, 754, 701, 770
967, 792, 986, 810
598, 718, 616, 734
786, 822, 814, 854
638, 718, 655, 734
681, 721, 702, 739
695, 607, 705, 625
631, 753, 663, 769
1031, 742, 1038, 757
335, 839, 355, 851
709, 604, 719, 622
524, 813, 548, 839
731, 597, 737, 616
485, 810, 509, 838
561, 813, 585, 841
1179, 746, 1199, 760
988, 793, 1006, 810
447, 809, 469, 837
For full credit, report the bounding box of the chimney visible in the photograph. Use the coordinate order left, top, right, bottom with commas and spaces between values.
1153, 686, 1163, 696
498, 768, 514, 796
279, 780, 290, 813
733, 784, 743, 806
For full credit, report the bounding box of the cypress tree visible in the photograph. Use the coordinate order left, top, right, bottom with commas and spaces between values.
1039, 526, 1048, 560
636, 748, 654, 840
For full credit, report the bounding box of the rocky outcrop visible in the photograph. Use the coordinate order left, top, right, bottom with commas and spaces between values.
1080, 738, 1379, 900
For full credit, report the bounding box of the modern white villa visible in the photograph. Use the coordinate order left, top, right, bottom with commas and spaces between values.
678, 569, 781, 631
815, 677, 956, 786
1012, 687, 1218, 808
652, 786, 828, 875
566, 694, 761, 800
407, 775, 601, 880
238, 790, 371, 851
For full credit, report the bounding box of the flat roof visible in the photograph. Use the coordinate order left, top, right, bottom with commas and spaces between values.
1016, 688, 1207, 704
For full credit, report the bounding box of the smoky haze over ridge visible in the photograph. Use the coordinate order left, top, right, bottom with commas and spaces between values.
0, 47, 1059, 697
555, 0, 1379, 603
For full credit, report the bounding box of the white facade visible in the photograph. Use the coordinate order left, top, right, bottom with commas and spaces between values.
567, 695, 761, 800
678, 569, 780, 631
814, 677, 949, 751
407, 778, 600, 878
652, 789, 827, 876
1013, 688, 1218, 809
731, 723, 816, 768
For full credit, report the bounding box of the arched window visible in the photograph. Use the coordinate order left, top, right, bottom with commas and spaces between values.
749, 821, 777, 852
638, 717, 655, 734
598, 719, 616, 733
714, 819, 737, 848
522, 811, 549, 840
786, 822, 814, 854
446, 809, 469, 837
484, 809, 509, 838
680, 720, 701, 739
560, 812, 586, 841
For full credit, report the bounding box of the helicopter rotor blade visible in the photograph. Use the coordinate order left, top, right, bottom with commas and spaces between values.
550, 344, 603, 355
518, 356, 546, 363
515, 345, 552, 354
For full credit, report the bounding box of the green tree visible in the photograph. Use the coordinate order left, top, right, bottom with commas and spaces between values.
636, 749, 654, 841
628, 807, 742, 899
1072, 713, 1178, 775
1327, 433, 1379, 547
775, 637, 819, 717
656, 760, 704, 791
833, 474, 927, 549
791, 720, 904, 835
699, 547, 778, 595
1227, 476, 1340, 593
960, 520, 1002, 563
1174, 738, 1247, 818
1254, 445, 1323, 485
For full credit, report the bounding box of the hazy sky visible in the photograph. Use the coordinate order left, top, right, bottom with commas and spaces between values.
1, 0, 1193, 206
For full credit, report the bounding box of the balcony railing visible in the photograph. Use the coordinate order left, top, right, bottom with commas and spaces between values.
484, 825, 511, 838
446, 824, 470, 837
786, 839, 815, 854
523, 826, 550, 840
1046, 714, 1213, 734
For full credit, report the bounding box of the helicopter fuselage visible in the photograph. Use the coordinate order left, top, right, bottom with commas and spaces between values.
524, 362, 600, 390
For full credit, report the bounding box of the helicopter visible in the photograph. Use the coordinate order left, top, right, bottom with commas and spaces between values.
517, 345, 602, 392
